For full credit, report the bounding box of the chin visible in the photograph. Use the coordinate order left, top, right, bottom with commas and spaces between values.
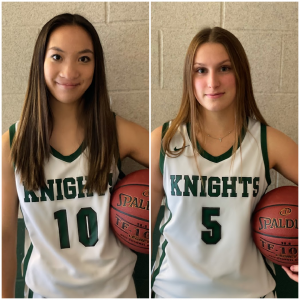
52, 96, 82, 104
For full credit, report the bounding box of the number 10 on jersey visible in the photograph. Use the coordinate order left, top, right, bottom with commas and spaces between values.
54, 207, 98, 249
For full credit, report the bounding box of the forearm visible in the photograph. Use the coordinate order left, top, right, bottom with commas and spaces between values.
2, 236, 17, 298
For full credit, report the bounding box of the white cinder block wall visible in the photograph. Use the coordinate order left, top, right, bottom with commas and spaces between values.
2, 2, 149, 175
151, 2, 298, 189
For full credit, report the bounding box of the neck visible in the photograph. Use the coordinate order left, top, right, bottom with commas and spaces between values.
50, 97, 82, 130
201, 108, 236, 137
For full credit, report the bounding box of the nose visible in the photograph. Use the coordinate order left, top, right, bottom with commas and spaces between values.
207, 71, 220, 89
59, 61, 80, 80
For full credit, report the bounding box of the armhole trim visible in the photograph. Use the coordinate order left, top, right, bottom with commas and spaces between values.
261, 124, 271, 186
9, 123, 17, 148
113, 112, 124, 179
159, 122, 169, 175
262, 256, 277, 296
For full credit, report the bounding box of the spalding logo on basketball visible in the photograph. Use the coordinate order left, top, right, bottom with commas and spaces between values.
110, 169, 149, 254
251, 186, 298, 267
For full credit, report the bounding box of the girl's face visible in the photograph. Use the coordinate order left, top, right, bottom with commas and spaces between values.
44, 25, 94, 105
193, 42, 236, 113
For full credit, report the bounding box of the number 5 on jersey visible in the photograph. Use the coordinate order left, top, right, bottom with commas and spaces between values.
202, 207, 221, 244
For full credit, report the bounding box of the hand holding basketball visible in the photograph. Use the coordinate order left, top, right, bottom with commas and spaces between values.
282, 265, 298, 282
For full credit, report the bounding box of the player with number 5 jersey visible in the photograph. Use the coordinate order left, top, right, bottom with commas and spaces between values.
151, 27, 298, 298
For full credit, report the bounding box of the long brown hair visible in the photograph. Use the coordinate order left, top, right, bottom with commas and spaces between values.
163, 27, 268, 160
11, 13, 118, 194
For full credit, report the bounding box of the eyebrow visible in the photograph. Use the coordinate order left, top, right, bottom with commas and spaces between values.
193, 59, 231, 66
48, 47, 94, 55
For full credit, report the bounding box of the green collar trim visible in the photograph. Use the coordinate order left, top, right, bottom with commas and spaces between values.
187, 118, 248, 163
50, 143, 85, 163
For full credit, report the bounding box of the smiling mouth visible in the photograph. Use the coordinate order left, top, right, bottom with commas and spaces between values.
206, 93, 225, 96
56, 82, 80, 87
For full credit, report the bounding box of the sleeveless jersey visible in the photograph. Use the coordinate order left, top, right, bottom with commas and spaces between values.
10, 123, 137, 298
152, 118, 276, 298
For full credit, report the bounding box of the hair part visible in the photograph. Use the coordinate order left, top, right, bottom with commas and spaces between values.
11, 13, 118, 194
163, 27, 268, 166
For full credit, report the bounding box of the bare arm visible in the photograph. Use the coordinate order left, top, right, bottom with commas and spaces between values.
267, 126, 298, 282
116, 115, 149, 167
2, 130, 19, 298
267, 126, 298, 185
151, 126, 165, 255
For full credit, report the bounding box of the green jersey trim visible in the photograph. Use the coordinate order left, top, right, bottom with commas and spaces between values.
50, 144, 85, 163
28, 289, 33, 298
9, 123, 16, 148
114, 112, 123, 178
23, 243, 33, 277
262, 256, 277, 296
159, 122, 170, 175
151, 196, 172, 288
186, 119, 248, 163
9, 122, 85, 163
9, 123, 17, 169
23, 242, 34, 298
261, 124, 271, 186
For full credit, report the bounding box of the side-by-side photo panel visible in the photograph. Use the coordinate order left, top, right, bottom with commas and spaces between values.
2, 2, 149, 298
151, 2, 298, 298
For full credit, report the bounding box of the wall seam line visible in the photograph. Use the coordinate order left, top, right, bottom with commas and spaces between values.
159, 30, 163, 89
220, 2, 225, 27
279, 34, 284, 92
105, 2, 110, 24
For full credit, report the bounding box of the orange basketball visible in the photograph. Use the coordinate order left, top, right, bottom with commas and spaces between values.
251, 186, 298, 267
110, 169, 149, 254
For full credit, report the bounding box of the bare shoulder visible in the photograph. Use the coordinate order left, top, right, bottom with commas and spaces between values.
2, 130, 11, 164
267, 126, 298, 184
2, 129, 16, 182
151, 126, 163, 164
151, 125, 165, 231
116, 115, 149, 167
116, 115, 148, 136
2, 129, 19, 217
267, 126, 295, 142
116, 114, 132, 129
151, 126, 163, 147
2, 130, 10, 145
267, 126, 297, 165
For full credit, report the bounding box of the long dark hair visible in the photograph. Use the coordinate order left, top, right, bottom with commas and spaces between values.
11, 13, 119, 194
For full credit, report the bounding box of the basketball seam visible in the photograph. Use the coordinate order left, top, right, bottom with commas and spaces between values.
252, 204, 298, 215
113, 183, 148, 193
113, 231, 148, 249
252, 230, 298, 239
110, 205, 149, 222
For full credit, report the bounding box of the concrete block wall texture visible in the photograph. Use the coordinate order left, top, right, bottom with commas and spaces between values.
151, 2, 298, 189
2, 2, 149, 175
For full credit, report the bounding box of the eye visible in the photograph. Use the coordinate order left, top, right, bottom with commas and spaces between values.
220, 66, 231, 72
51, 54, 62, 61
196, 68, 207, 74
79, 56, 91, 63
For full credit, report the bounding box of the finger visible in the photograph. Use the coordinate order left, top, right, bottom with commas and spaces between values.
290, 265, 298, 272
282, 266, 298, 282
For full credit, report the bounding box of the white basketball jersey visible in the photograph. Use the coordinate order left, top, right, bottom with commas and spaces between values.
152, 118, 276, 298
10, 123, 137, 298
